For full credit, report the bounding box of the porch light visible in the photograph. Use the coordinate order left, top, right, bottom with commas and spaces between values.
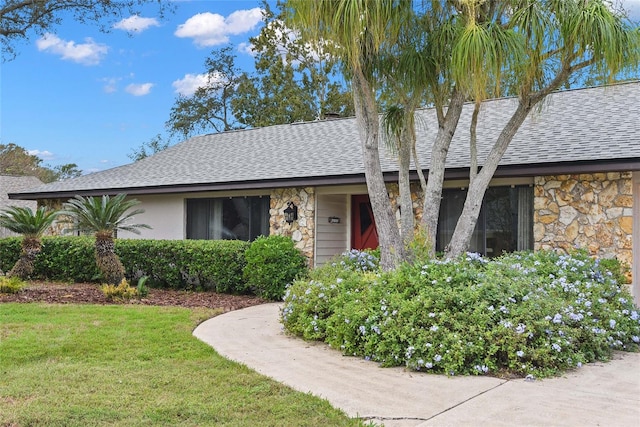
284, 202, 298, 224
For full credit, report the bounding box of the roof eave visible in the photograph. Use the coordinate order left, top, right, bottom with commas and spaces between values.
9, 158, 640, 201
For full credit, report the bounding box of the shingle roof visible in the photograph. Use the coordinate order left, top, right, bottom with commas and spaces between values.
1, 175, 42, 207
11, 81, 640, 199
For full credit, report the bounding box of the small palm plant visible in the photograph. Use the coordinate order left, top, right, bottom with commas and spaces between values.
61, 194, 150, 285
0, 206, 59, 279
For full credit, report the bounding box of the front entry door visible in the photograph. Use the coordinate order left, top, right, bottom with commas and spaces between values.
351, 195, 379, 250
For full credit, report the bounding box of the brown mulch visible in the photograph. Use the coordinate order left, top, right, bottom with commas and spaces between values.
0, 281, 267, 312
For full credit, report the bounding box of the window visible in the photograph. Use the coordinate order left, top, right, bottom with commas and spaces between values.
186, 196, 270, 241
436, 186, 533, 256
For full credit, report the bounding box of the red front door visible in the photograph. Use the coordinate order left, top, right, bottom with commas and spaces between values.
351, 195, 379, 250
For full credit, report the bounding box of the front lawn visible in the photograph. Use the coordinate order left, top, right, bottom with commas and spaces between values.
0, 304, 361, 426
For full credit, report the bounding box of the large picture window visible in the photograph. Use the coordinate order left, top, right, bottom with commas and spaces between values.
186, 196, 270, 241
436, 186, 533, 256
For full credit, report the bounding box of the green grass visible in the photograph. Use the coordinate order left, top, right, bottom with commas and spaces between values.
0, 303, 362, 426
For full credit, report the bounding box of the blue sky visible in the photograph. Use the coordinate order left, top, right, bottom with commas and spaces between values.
1, 0, 639, 175
1, 1, 268, 173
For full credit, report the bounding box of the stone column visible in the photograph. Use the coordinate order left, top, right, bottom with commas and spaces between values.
270, 187, 316, 267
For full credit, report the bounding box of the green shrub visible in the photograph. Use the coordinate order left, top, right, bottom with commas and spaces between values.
0, 276, 27, 294
101, 279, 138, 301
244, 235, 308, 300
1, 236, 251, 294
116, 239, 250, 293
282, 250, 640, 378
0, 238, 21, 273
36, 236, 101, 282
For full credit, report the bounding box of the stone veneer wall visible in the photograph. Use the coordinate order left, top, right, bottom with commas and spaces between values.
534, 172, 633, 272
38, 198, 66, 236
386, 183, 425, 226
270, 187, 316, 267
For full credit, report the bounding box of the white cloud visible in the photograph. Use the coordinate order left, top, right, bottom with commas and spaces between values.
238, 42, 256, 56
36, 33, 108, 65
172, 72, 230, 96
27, 149, 54, 160
125, 83, 154, 96
174, 8, 262, 47
225, 8, 264, 34
101, 77, 120, 93
113, 15, 160, 33
172, 73, 209, 96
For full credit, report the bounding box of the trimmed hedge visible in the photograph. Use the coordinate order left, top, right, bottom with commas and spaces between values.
0, 237, 250, 293
244, 235, 308, 300
116, 239, 250, 293
0, 238, 21, 274
37, 237, 101, 282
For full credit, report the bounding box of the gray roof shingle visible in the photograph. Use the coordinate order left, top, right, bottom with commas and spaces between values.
1, 175, 43, 207
12, 82, 640, 199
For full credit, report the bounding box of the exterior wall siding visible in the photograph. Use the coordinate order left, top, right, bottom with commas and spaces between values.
534, 172, 633, 279
315, 194, 349, 266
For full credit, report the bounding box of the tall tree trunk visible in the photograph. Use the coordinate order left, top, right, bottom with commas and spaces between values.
352, 69, 403, 270
95, 232, 125, 285
7, 237, 40, 279
445, 100, 531, 258
420, 89, 466, 255
412, 143, 427, 197
398, 124, 414, 247
469, 100, 481, 183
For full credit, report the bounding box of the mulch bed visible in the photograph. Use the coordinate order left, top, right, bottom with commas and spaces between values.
0, 281, 267, 312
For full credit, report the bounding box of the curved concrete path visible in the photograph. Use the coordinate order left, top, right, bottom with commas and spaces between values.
194, 303, 640, 426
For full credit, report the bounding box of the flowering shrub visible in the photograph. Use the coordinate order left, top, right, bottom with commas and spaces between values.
281, 250, 639, 378
282, 252, 374, 340
333, 249, 380, 273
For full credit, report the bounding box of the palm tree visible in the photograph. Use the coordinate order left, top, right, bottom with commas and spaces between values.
286, 0, 411, 270
0, 206, 58, 279
61, 194, 150, 285
443, 0, 640, 257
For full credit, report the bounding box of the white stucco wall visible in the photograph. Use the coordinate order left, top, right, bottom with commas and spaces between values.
118, 194, 185, 240
118, 190, 273, 240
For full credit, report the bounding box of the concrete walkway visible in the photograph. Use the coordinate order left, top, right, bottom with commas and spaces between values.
193, 303, 640, 427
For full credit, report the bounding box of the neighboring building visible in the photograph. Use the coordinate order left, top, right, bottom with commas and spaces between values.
9, 82, 640, 302
0, 175, 43, 237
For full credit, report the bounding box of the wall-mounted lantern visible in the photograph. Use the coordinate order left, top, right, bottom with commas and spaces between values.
283, 201, 298, 224
328, 216, 341, 224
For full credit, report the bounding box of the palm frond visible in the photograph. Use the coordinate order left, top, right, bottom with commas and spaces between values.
452, 17, 524, 100
0, 206, 58, 237
286, 0, 409, 76
61, 194, 151, 236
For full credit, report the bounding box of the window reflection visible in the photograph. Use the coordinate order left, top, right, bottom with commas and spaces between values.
436, 186, 533, 256
186, 196, 270, 241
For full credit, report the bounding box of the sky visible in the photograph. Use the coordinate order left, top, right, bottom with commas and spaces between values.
1, 0, 268, 174
1, 0, 640, 175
